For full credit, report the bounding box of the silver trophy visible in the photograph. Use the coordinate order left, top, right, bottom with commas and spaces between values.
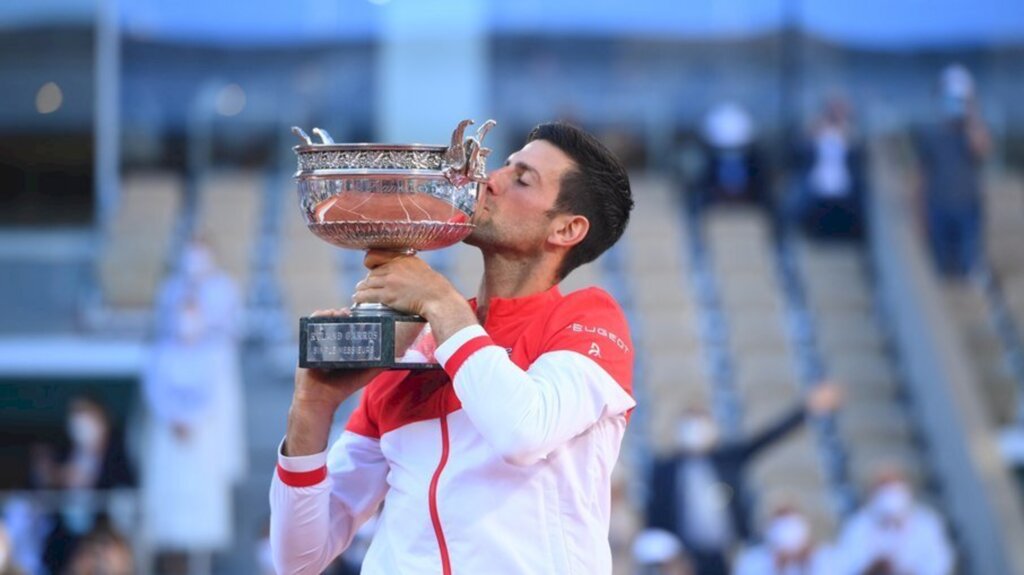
292, 119, 496, 370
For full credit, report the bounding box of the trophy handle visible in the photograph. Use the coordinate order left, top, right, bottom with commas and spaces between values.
443, 119, 475, 171
291, 126, 313, 146
474, 119, 497, 146
313, 128, 335, 145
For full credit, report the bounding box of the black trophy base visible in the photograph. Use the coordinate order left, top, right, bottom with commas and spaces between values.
299, 309, 439, 370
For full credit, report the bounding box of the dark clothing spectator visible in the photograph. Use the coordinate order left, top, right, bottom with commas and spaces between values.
646, 408, 807, 575
31, 397, 135, 575
915, 63, 991, 278
46, 430, 135, 491
916, 122, 985, 277
690, 102, 772, 213
793, 134, 867, 240
698, 143, 771, 210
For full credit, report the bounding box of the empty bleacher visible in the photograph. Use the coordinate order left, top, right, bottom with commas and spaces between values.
984, 172, 1024, 425
621, 174, 711, 456
194, 170, 265, 290
794, 240, 928, 493
97, 171, 182, 312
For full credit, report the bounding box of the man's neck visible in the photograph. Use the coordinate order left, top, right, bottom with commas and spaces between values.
474, 252, 559, 323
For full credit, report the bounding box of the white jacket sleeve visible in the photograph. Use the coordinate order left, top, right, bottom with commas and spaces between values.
269, 431, 389, 575
435, 324, 635, 466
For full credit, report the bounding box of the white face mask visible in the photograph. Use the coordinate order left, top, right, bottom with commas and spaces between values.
183, 246, 214, 278
68, 413, 105, 449
871, 482, 913, 519
675, 417, 718, 453
767, 514, 810, 555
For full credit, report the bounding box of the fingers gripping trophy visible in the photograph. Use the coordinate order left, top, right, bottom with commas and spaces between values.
291, 119, 496, 370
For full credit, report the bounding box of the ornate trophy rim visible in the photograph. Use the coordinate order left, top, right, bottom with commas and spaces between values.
294, 168, 449, 178
292, 142, 449, 154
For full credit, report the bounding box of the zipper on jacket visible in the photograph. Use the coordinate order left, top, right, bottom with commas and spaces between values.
429, 412, 453, 575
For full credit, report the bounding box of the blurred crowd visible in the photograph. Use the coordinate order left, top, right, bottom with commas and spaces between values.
681, 62, 990, 281
0, 60, 1006, 575
616, 389, 954, 575
2, 237, 247, 575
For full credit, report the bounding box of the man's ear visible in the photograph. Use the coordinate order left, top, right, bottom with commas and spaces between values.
548, 214, 589, 248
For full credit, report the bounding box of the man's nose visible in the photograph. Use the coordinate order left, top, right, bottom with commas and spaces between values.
484, 169, 507, 196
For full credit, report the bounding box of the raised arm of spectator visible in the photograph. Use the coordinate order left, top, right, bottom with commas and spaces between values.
739, 382, 841, 460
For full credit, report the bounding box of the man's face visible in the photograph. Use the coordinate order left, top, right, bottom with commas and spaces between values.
466, 139, 575, 255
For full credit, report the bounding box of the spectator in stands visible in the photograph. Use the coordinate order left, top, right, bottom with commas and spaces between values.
733, 503, 838, 575
143, 238, 246, 575
31, 395, 135, 492
834, 466, 953, 575
693, 102, 771, 212
914, 63, 992, 279
0, 520, 26, 575
645, 382, 841, 575
792, 96, 867, 240
156, 235, 248, 484
632, 528, 694, 575
30, 395, 135, 575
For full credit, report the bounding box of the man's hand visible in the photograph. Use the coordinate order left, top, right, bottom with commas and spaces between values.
807, 380, 843, 415
285, 308, 384, 457
354, 250, 462, 318
353, 250, 477, 346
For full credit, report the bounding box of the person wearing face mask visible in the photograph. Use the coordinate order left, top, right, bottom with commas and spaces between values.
141, 234, 247, 574
32, 396, 134, 575
31, 396, 135, 492
792, 96, 867, 241
913, 63, 991, 279
734, 504, 837, 575
645, 382, 842, 575
156, 235, 247, 484
694, 102, 772, 212
834, 467, 953, 575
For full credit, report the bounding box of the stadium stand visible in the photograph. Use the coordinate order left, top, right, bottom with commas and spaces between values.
96, 171, 182, 313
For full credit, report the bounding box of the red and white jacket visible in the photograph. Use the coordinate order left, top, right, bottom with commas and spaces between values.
270, 286, 635, 574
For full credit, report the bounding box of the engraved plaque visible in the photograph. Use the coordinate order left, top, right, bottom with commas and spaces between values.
305, 322, 382, 363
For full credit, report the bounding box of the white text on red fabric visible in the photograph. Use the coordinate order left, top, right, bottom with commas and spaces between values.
567, 323, 630, 353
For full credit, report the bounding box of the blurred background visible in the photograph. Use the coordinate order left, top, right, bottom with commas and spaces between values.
1, 0, 1023, 573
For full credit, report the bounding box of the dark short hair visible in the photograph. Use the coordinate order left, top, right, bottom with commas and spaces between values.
526, 122, 633, 280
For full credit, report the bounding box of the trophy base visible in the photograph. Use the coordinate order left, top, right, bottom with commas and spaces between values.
299, 308, 439, 370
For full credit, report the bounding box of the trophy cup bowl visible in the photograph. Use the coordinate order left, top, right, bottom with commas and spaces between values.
292, 119, 496, 370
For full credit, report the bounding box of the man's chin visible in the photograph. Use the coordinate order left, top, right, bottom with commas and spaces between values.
463, 227, 498, 250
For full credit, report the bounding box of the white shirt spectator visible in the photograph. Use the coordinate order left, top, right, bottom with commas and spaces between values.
809, 127, 851, 198
835, 483, 953, 575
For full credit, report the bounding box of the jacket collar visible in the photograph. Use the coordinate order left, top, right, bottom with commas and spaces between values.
470, 285, 563, 323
